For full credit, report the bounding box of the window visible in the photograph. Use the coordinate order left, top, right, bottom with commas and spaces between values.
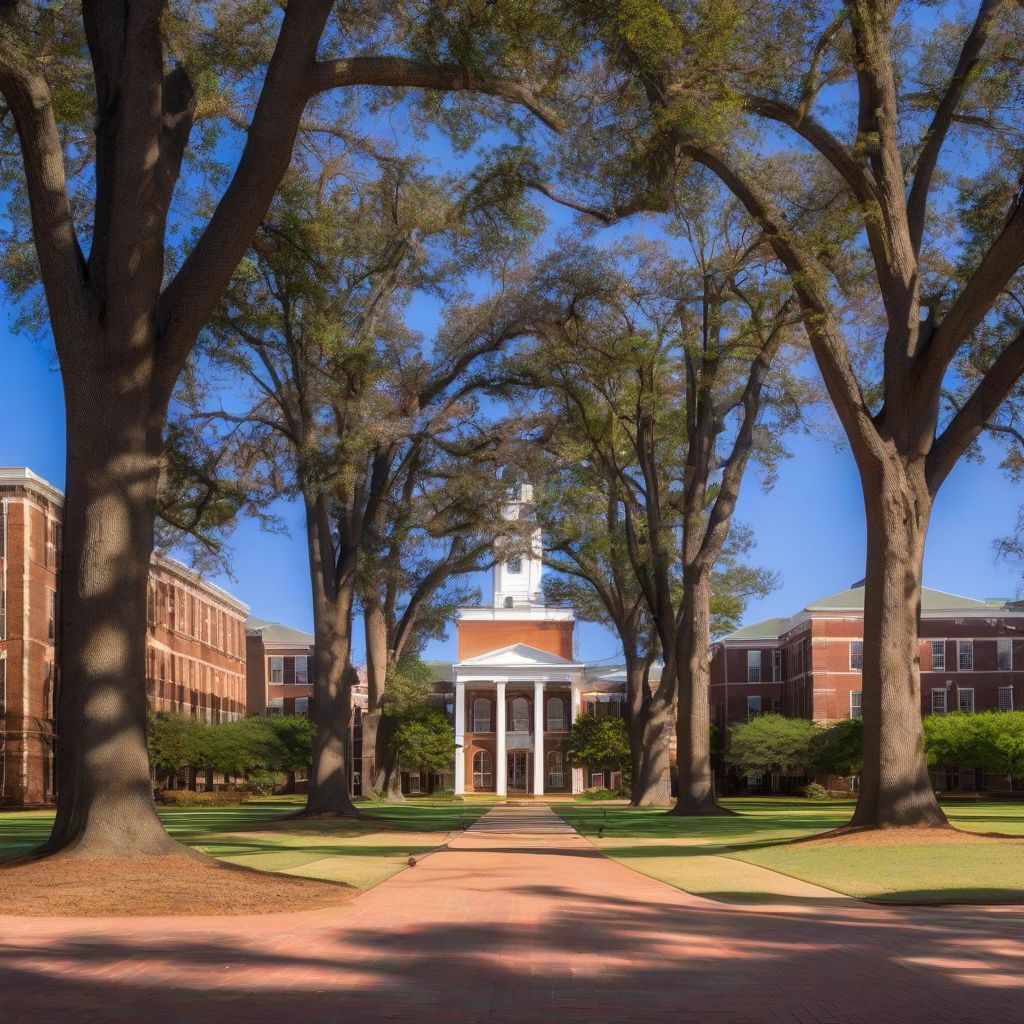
997, 639, 1012, 672
546, 696, 565, 732
0, 657, 5, 714
268, 697, 283, 716
547, 751, 564, 789
47, 589, 57, 642
849, 641, 864, 671
590, 771, 605, 789
408, 772, 421, 795
269, 656, 283, 684
472, 697, 491, 732
958, 687, 975, 714
0, 581, 6, 639
850, 691, 862, 720
746, 695, 762, 720
958, 640, 974, 671
931, 640, 945, 671
504, 596, 514, 608
472, 750, 492, 789
511, 696, 530, 732
772, 650, 781, 682
294, 697, 309, 715
999, 686, 1014, 712
747, 650, 761, 683
931, 688, 947, 714
294, 655, 309, 685
44, 519, 61, 570
586, 694, 625, 718
506, 556, 522, 575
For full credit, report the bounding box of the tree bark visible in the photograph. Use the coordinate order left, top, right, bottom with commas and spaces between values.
671, 570, 731, 816
43, 388, 184, 857
850, 453, 947, 829
633, 694, 673, 807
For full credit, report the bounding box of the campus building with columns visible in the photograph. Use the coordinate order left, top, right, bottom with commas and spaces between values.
430, 485, 627, 798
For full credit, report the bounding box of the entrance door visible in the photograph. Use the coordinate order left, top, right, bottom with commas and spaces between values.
508, 750, 528, 792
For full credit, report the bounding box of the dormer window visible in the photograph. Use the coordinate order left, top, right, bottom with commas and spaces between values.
507, 556, 522, 575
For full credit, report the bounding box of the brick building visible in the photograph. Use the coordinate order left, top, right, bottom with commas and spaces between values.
245, 617, 316, 718
711, 583, 1024, 734
0, 467, 249, 807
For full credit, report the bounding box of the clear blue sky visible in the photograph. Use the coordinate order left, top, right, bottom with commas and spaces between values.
3, 321, 1019, 665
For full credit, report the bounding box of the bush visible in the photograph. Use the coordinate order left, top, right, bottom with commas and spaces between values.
802, 782, 829, 800
728, 714, 819, 777
242, 770, 284, 796
579, 786, 628, 801
155, 789, 248, 807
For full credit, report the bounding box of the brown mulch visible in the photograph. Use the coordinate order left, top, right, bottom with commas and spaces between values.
0, 854, 357, 917
795, 825, 1021, 847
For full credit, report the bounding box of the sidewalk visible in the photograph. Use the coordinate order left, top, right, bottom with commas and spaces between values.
1, 804, 1021, 1023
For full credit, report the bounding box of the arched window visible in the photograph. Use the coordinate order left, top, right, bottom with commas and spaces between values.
546, 696, 564, 732
504, 596, 514, 608
472, 697, 491, 732
547, 750, 564, 789
473, 750, 493, 789
511, 696, 530, 732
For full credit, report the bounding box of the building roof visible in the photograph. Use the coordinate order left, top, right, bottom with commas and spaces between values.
153, 553, 251, 615
246, 616, 314, 646
0, 466, 65, 505
805, 583, 998, 613
455, 642, 583, 670
720, 617, 790, 642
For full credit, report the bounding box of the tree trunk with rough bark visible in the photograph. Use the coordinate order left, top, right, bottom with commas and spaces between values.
633, 694, 674, 807
43, 389, 186, 857
671, 570, 731, 816
850, 453, 947, 829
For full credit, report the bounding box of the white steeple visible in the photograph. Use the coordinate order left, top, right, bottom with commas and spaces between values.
493, 483, 544, 608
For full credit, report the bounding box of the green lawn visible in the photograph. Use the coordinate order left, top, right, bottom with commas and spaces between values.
0, 796, 490, 890
556, 798, 1024, 905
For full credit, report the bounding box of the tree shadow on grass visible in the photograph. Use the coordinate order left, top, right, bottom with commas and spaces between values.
0, 879, 1022, 1023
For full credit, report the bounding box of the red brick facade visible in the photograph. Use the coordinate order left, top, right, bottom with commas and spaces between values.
0, 468, 249, 807
456, 619, 575, 661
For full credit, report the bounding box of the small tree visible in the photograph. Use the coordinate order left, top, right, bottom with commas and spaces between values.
813, 719, 864, 780
923, 712, 996, 779
148, 714, 201, 788
567, 715, 631, 781
263, 716, 317, 776
727, 715, 819, 780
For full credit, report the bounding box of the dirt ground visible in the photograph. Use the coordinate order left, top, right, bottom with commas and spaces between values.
798, 824, 1006, 846
0, 854, 357, 917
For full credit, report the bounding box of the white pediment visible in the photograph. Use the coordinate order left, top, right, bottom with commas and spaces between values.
456, 643, 581, 669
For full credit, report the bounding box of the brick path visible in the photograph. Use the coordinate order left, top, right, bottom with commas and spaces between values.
2, 804, 1022, 1023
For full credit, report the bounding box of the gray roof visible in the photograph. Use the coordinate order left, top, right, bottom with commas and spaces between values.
246, 616, 314, 645
721, 617, 789, 642
805, 584, 997, 613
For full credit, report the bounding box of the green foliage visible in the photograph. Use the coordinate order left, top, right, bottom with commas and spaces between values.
801, 782, 829, 800
567, 715, 631, 773
579, 786, 630, 801
812, 718, 864, 778
924, 712, 1024, 778
154, 790, 248, 807
382, 657, 455, 773
727, 714, 819, 777
148, 713, 314, 783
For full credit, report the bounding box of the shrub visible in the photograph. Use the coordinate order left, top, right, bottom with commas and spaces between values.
802, 782, 829, 800
728, 714, 819, 777
242, 770, 284, 796
155, 789, 248, 807
579, 786, 628, 801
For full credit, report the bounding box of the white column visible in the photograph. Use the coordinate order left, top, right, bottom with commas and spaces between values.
454, 680, 466, 795
495, 679, 507, 797
570, 680, 584, 794
533, 679, 545, 796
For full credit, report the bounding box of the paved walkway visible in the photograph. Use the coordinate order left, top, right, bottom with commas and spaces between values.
2, 805, 1023, 1023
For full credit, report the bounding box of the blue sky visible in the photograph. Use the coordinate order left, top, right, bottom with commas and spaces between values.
4, 322, 1019, 665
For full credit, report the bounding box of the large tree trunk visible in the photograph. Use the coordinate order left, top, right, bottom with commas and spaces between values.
670, 569, 730, 816
627, 655, 672, 806
359, 603, 403, 801
850, 453, 947, 829
303, 602, 359, 816
43, 390, 182, 857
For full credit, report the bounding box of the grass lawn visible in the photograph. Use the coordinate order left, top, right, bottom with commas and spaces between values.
556, 798, 1024, 905
0, 796, 491, 891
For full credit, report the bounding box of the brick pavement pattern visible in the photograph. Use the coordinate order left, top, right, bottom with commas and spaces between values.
1, 804, 1022, 1023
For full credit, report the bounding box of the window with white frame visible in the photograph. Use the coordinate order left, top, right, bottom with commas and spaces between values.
0, 656, 7, 714
269, 656, 283, 683
850, 691, 862, 719
772, 649, 781, 682
472, 750, 492, 789
47, 589, 57, 641
546, 696, 565, 732
849, 641, 864, 671
997, 638, 1012, 672
472, 697, 491, 732
958, 687, 975, 713
931, 640, 945, 671
294, 655, 309, 685
958, 640, 974, 671
268, 697, 283, 716
747, 649, 761, 683
294, 697, 309, 715
511, 696, 530, 731
747, 695, 762, 720
931, 688, 947, 714
998, 686, 1014, 711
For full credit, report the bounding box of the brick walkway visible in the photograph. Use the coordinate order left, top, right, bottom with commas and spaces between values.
2, 804, 1022, 1023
